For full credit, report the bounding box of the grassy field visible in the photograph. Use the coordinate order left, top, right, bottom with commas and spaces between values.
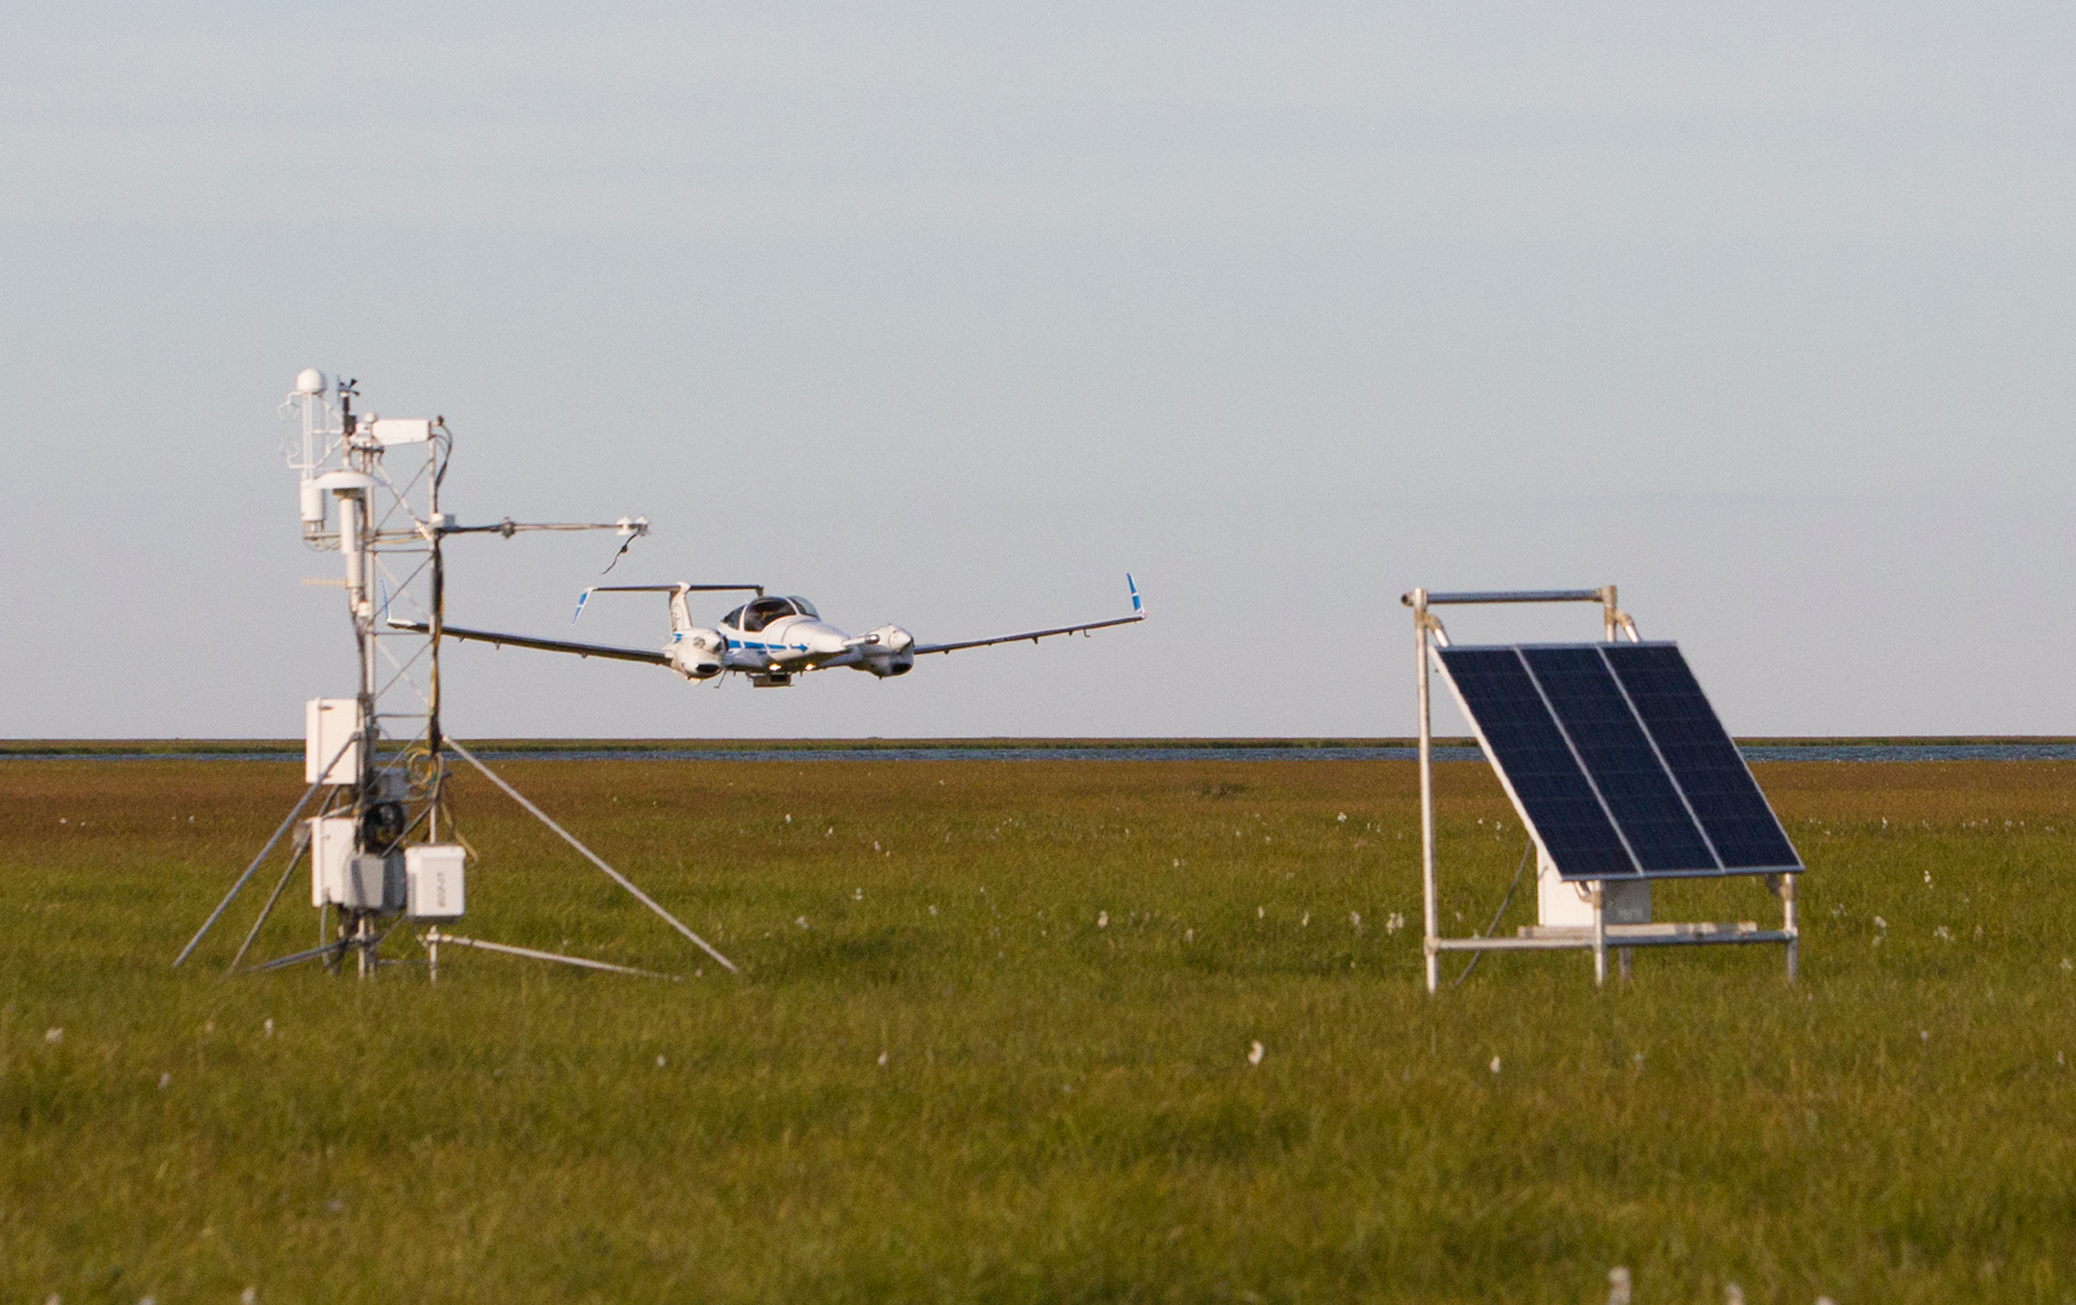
3, 756, 2074, 1303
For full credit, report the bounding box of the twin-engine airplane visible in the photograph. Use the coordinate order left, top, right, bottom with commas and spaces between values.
390, 576, 1142, 687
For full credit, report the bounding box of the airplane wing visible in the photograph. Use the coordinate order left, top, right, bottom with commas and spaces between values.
912, 575, 1145, 655
386, 618, 670, 666
912, 614, 1143, 655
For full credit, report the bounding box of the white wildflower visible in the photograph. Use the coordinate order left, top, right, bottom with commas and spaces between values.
1248, 1041, 1264, 1066
263, 1018, 274, 1038
877, 1050, 889, 1067
1724, 1285, 1745, 1305
795, 916, 809, 930
655, 1054, 666, 1068
157, 1072, 171, 1089
1606, 1266, 1631, 1305
1337, 813, 1347, 822
1096, 911, 1108, 929
1489, 1056, 1502, 1075
44, 1027, 62, 1045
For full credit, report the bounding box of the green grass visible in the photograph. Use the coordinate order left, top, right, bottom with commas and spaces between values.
4, 757, 2075, 1303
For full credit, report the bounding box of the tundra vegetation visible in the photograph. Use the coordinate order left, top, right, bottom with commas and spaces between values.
3, 756, 2072, 1302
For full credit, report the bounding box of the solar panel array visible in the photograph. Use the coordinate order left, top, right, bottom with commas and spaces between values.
1435, 642, 1801, 880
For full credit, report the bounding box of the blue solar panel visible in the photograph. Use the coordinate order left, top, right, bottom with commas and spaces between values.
1519, 646, 1717, 874
1602, 644, 1801, 871
1437, 641, 1801, 880
1436, 648, 1638, 879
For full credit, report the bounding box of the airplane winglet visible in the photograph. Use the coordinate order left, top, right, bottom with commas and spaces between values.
572, 589, 593, 624
1128, 573, 1143, 616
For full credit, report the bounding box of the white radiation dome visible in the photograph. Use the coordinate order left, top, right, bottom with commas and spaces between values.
295, 368, 326, 395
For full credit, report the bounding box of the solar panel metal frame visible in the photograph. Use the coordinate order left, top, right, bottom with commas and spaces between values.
1404, 583, 1802, 993
1434, 641, 1802, 882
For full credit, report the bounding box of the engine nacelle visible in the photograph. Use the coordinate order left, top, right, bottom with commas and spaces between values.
672, 627, 726, 680
856, 624, 915, 678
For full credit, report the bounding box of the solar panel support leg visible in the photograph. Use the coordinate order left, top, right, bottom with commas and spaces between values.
1780, 875, 1799, 984
1413, 589, 1441, 995
1591, 883, 1607, 987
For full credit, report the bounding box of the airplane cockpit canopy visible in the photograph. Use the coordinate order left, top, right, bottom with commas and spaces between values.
724, 596, 819, 632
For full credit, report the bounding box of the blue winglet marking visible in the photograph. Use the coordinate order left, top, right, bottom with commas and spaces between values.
1127, 573, 1142, 614
572, 590, 591, 625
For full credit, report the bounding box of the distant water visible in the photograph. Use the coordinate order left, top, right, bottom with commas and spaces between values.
11, 743, 2076, 763
1741, 743, 2076, 763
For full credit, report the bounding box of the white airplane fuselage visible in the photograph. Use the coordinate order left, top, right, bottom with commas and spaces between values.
668, 593, 913, 686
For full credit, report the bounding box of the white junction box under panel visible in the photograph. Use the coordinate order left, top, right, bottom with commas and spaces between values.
308, 815, 357, 906
1536, 849, 1651, 928
305, 698, 360, 784
405, 845, 466, 919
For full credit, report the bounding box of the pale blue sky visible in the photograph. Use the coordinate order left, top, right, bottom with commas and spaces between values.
4, 3, 2073, 737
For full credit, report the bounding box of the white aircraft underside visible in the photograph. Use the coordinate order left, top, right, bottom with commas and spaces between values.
390, 577, 1142, 688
